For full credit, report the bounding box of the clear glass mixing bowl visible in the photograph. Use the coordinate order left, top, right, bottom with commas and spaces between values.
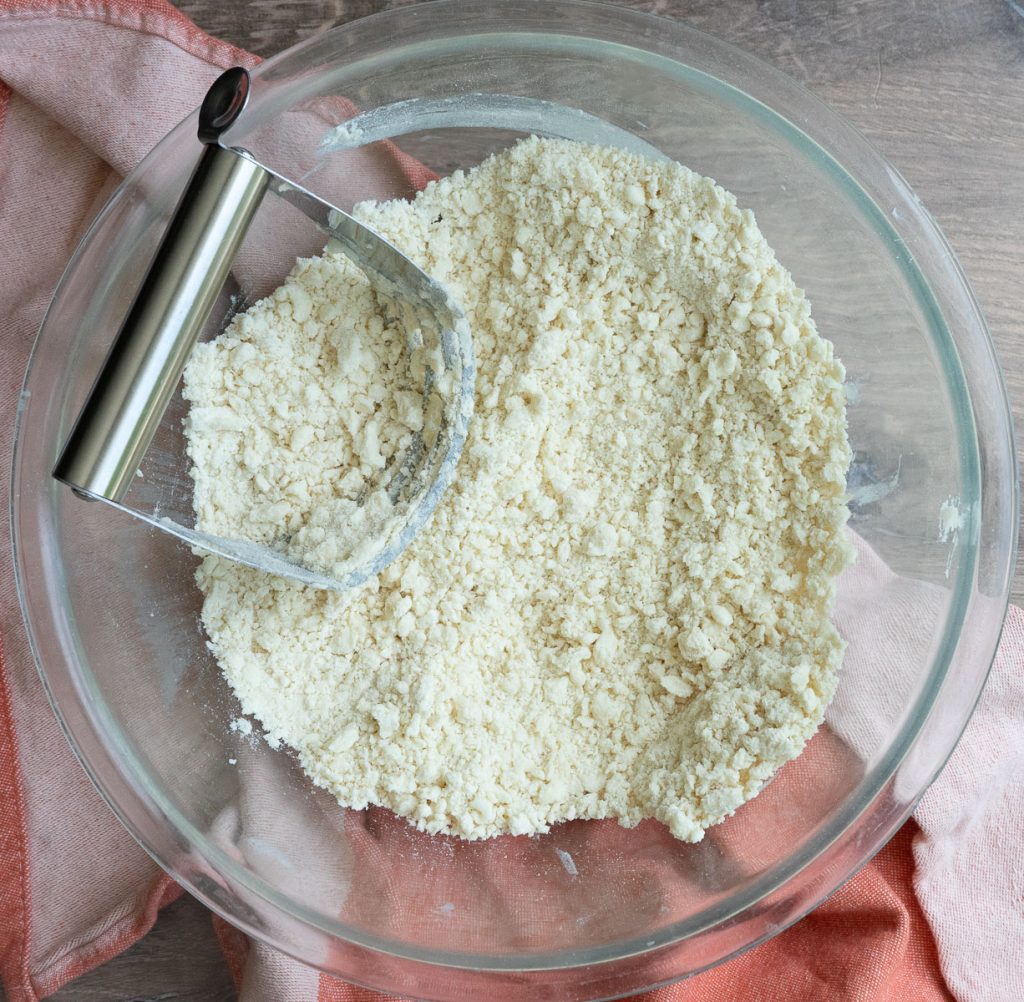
11, 2, 1017, 998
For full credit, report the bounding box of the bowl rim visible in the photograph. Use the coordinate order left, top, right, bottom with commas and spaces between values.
11, 0, 1018, 990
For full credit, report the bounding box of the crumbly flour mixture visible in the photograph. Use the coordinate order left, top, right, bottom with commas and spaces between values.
184, 137, 852, 843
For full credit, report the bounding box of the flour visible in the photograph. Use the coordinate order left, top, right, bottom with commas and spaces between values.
183, 256, 423, 575
184, 137, 853, 843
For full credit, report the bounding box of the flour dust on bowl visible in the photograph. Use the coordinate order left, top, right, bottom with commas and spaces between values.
12, 3, 1016, 1000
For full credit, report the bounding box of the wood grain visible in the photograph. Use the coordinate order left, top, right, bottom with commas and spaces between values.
47, 895, 235, 1001
21, 1, 1024, 999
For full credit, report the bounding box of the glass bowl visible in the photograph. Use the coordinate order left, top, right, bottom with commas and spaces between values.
11, 2, 1017, 998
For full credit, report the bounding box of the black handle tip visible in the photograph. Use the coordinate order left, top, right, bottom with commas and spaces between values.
198, 66, 251, 144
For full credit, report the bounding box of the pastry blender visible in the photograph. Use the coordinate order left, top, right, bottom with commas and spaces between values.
53, 67, 474, 591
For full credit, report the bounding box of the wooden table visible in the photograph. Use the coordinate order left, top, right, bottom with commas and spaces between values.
38, 1, 1024, 998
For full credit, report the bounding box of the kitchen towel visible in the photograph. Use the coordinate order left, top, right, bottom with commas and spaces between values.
0, 2, 1020, 1001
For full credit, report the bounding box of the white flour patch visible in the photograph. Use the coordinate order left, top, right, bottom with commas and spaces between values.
229, 716, 253, 737
938, 496, 963, 542
938, 495, 964, 579
185, 138, 852, 843
556, 848, 579, 877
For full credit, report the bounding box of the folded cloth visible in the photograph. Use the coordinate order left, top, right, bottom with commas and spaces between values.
0, 3, 1020, 1001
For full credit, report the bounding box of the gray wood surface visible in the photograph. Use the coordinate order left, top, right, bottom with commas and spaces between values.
25, 0, 1024, 998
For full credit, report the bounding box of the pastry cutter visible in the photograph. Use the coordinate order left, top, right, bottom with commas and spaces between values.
52, 67, 474, 591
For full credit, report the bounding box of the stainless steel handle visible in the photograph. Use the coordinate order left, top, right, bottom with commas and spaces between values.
53, 68, 267, 503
